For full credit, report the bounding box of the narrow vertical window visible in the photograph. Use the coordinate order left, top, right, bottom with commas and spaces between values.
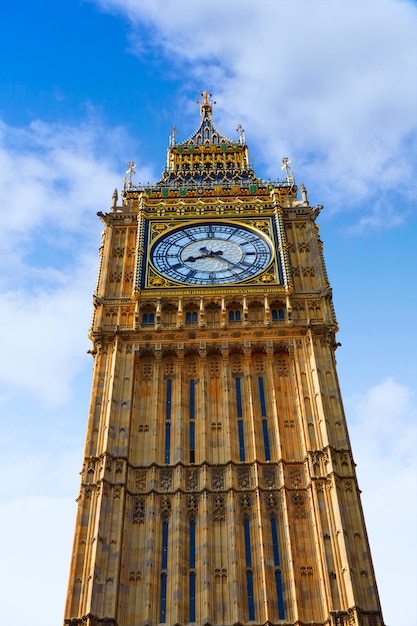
235, 377, 245, 461
189, 515, 196, 621
271, 515, 285, 619
164, 380, 172, 464
189, 573, 196, 622
190, 380, 195, 463
244, 515, 255, 620
160, 516, 169, 623
258, 377, 271, 461
160, 574, 167, 623
247, 571, 255, 621
189, 515, 196, 568
258, 377, 266, 416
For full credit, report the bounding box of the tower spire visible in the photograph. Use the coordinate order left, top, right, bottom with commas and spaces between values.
197, 90, 216, 118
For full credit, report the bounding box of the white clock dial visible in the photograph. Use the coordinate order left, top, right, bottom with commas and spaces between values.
150, 222, 273, 286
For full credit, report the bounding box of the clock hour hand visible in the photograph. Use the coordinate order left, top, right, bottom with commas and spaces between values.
185, 249, 224, 263
200, 247, 224, 258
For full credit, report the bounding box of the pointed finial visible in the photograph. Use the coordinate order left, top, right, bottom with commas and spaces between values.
124, 161, 136, 187
196, 91, 216, 117
111, 188, 118, 211
170, 126, 178, 146
301, 184, 309, 206
281, 157, 294, 184
236, 124, 246, 145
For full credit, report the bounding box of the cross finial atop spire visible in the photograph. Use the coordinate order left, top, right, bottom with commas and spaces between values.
197, 90, 216, 117
169, 126, 178, 146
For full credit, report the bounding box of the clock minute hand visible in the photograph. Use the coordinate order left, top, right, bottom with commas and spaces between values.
215, 255, 241, 270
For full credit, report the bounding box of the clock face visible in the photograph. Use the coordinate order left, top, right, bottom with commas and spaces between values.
150, 222, 273, 285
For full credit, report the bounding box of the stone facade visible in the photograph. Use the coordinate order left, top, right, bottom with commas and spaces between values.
64, 94, 384, 626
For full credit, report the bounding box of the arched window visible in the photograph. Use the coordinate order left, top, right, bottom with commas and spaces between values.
272, 308, 285, 321
229, 310, 241, 322
186, 311, 198, 323
142, 312, 155, 324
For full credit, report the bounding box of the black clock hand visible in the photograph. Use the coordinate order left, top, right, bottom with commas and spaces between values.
184, 254, 208, 262
185, 250, 224, 263
213, 255, 241, 270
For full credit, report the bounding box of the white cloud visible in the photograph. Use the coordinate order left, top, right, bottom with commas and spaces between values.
0, 117, 155, 406
95, 0, 417, 222
0, 261, 94, 407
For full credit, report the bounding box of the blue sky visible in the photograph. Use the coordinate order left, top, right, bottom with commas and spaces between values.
0, 1, 416, 625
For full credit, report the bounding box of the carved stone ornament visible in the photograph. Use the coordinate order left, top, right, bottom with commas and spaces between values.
267, 493, 278, 508
264, 467, 276, 488
213, 495, 225, 521
238, 468, 250, 490
240, 494, 251, 509
212, 469, 224, 490
160, 496, 171, 512
135, 470, 146, 491
133, 497, 145, 523
187, 470, 198, 491
187, 495, 199, 511
289, 468, 302, 488
160, 469, 173, 491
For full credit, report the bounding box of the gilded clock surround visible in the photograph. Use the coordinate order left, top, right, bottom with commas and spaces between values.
64, 92, 384, 626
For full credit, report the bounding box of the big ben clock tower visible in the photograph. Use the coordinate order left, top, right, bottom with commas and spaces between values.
64, 92, 384, 626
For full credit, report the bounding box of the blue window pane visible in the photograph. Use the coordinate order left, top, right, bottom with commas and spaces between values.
189, 572, 196, 622
190, 422, 195, 456
235, 310, 241, 321
238, 420, 245, 462
190, 380, 195, 420
271, 517, 281, 566
186, 312, 191, 323
246, 570, 255, 621
166, 380, 172, 421
275, 570, 285, 619
143, 313, 148, 323
271, 309, 278, 320
149, 313, 155, 323
164, 422, 171, 464
262, 419, 271, 461
161, 520, 169, 569
192, 312, 198, 322
244, 517, 252, 567
258, 377, 266, 416
160, 573, 167, 623
235, 378, 243, 417
189, 517, 196, 568
190, 419, 195, 448
278, 309, 284, 320
229, 311, 234, 321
